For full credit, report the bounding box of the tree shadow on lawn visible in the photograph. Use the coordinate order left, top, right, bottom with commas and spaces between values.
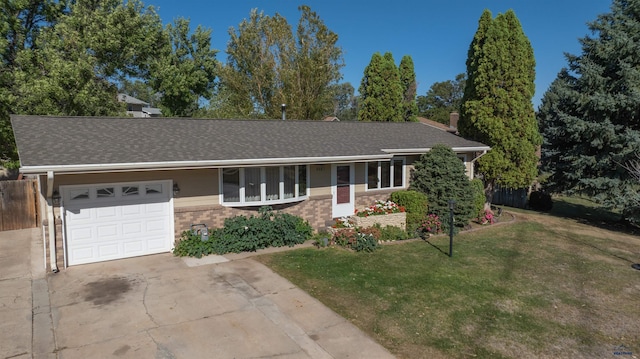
517, 196, 640, 237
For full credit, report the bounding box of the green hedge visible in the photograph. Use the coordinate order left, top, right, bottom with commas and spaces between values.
390, 190, 428, 233
173, 206, 313, 257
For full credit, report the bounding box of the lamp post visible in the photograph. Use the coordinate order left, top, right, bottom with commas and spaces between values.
448, 199, 455, 257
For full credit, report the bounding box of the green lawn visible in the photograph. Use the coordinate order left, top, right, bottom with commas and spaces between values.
256, 211, 640, 358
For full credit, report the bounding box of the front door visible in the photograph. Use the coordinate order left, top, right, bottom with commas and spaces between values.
332, 164, 354, 218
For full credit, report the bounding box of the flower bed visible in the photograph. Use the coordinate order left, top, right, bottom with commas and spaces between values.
355, 200, 405, 217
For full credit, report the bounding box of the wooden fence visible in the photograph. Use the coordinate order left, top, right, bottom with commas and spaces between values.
0, 179, 39, 231
492, 186, 529, 209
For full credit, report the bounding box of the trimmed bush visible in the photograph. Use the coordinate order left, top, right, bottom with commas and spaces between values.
390, 190, 428, 233
410, 145, 475, 232
470, 178, 486, 217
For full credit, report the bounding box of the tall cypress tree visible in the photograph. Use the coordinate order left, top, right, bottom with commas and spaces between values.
399, 55, 418, 122
538, 0, 640, 217
358, 52, 403, 121
459, 9, 540, 201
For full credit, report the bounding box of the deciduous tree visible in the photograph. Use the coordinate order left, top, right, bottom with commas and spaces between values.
329, 82, 356, 120
220, 6, 343, 120
150, 18, 218, 117
417, 73, 466, 124
12, 0, 165, 116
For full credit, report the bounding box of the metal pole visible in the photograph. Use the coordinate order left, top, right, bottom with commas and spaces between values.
448, 199, 455, 257
281, 104, 286, 121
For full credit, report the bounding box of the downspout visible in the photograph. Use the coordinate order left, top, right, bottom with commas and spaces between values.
470, 150, 488, 164
469, 150, 489, 180
46, 171, 58, 272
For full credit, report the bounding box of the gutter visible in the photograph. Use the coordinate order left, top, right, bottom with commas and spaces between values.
21, 146, 492, 175
19, 154, 394, 175
381, 146, 491, 156
46, 171, 58, 273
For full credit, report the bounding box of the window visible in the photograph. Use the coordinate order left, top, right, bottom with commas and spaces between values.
366, 158, 405, 190
69, 188, 90, 200
122, 186, 139, 196
145, 184, 163, 194
96, 187, 115, 198
222, 168, 240, 202
222, 165, 309, 205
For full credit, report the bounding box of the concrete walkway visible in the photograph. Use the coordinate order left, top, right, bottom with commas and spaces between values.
0, 227, 53, 359
0, 228, 395, 358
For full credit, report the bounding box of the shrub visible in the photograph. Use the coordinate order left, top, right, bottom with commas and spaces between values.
351, 232, 378, 252
330, 227, 380, 252
177, 206, 313, 256
331, 228, 358, 247
359, 226, 382, 240
417, 214, 442, 237
378, 225, 408, 242
173, 230, 217, 258
410, 145, 475, 233
529, 191, 553, 211
390, 190, 428, 232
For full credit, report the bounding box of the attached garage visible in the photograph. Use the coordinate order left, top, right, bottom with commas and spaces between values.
61, 180, 174, 266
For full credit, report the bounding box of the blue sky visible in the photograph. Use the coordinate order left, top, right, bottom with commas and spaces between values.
149, 0, 612, 109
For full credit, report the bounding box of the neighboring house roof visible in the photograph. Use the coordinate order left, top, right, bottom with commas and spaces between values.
117, 93, 149, 106
142, 107, 162, 116
417, 117, 457, 134
323, 116, 340, 122
11, 116, 489, 174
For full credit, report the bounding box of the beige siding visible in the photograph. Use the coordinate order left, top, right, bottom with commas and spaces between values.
309, 164, 331, 196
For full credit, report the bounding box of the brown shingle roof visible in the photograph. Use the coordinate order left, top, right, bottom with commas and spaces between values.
11, 116, 489, 173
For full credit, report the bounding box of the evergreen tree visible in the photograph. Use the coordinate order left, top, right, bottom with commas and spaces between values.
358, 52, 383, 121
399, 55, 418, 122
538, 0, 640, 216
358, 52, 403, 121
409, 144, 475, 232
459, 9, 540, 201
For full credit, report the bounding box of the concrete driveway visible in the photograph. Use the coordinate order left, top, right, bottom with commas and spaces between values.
1, 228, 395, 358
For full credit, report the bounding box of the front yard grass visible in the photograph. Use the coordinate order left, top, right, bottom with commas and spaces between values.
255, 213, 640, 358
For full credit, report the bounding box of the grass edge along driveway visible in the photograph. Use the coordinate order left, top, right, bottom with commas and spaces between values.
256, 210, 640, 359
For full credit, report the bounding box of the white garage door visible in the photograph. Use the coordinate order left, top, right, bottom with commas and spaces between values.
62, 180, 174, 266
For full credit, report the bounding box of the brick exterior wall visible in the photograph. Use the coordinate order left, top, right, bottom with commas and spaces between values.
55, 218, 64, 268
355, 189, 399, 209
173, 194, 333, 239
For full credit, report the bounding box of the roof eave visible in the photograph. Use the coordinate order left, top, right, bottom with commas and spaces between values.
381, 146, 491, 156
19, 154, 394, 175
